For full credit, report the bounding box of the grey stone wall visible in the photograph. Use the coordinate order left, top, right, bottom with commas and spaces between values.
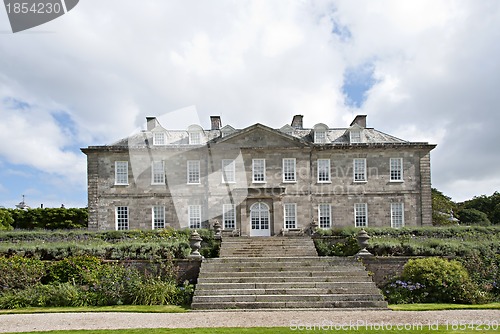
83, 129, 434, 232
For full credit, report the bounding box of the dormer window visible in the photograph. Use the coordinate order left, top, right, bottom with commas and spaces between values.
153, 132, 166, 145
187, 124, 204, 145
189, 132, 201, 145
314, 131, 326, 143
313, 123, 329, 144
350, 130, 361, 143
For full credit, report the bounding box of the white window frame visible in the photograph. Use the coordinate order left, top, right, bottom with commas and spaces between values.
350, 130, 361, 143
115, 206, 129, 230
390, 158, 403, 182
284, 203, 297, 229
252, 159, 266, 183
353, 158, 367, 182
187, 160, 201, 184
153, 132, 166, 145
151, 161, 165, 185
188, 205, 201, 229
318, 203, 331, 229
222, 159, 236, 183
282, 158, 296, 183
354, 203, 368, 227
317, 159, 331, 183
189, 131, 201, 145
115, 161, 129, 185
391, 203, 404, 228
314, 131, 326, 144
152, 206, 165, 229
223, 204, 236, 230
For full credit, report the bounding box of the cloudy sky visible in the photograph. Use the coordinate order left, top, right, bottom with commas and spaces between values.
0, 0, 499, 208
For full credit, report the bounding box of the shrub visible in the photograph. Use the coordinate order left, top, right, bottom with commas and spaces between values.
0, 256, 45, 291
457, 208, 491, 226
314, 236, 359, 256
0, 209, 13, 231
46, 255, 103, 285
0, 283, 83, 309
400, 257, 486, 304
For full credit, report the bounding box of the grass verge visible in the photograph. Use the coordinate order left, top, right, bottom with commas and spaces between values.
0, 305, 188, 314
389, 303, 500, 311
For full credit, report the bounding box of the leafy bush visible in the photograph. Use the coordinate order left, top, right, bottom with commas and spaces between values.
0, 209, 14, 231
0, 283, 83, 309
314, 236, 359, 256
8, 208, 88, 230
46, 255, 104, 285
0, 256, 45, 291
457, 208, 491, 226
384, 257, 487, 304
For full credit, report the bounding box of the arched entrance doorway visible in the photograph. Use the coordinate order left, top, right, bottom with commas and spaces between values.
250, 202, 270, 236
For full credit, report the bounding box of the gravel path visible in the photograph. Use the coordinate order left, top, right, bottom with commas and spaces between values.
0, 310, 499, 333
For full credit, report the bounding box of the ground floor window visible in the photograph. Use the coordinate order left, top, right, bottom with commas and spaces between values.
318, 204, 331, 229
188, 205, 201, 229
391, 202, 404, 228
152, 206, 165, 229
355, 203, 368, 227
223, 204, 236, 230
284, 203, 297, 229
115, 206, 129, 230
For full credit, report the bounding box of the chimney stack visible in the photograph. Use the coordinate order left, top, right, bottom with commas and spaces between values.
146, 117, 159, 131
291, 115, 303, 129
350, 115, 367, 128
210, 116, 222, 130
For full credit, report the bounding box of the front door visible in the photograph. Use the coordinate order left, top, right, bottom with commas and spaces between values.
250, 202, 270, 236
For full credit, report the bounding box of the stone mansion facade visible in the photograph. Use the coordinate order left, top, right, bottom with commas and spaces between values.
81, 115, 435, 235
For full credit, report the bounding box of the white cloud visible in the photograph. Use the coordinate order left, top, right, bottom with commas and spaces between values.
0, 0, 499, 204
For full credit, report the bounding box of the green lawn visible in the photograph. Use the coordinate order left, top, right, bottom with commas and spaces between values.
2, 327, 500, 334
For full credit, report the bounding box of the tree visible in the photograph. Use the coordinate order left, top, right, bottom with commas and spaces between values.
459, 191, 500, 225
432, 188, 457, 225
0, 209, 14, 230
457, 208, 491, 226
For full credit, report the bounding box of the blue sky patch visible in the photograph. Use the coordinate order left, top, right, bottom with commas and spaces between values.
342, 62, 377, 108
3, 97, 31, 110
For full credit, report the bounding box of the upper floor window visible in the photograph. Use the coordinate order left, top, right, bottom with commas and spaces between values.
284, 203, 297, 229
222, 159, 236, 183
354, 203, 368, 227
353, 158, 367, 182
317, 159, 331, 183
318, 203, 331, 229
391, 202, 404, 228
151, 161, 165, 185
189, 132, 201, 145
313, 123, 329, 144
153, 132, 166, 145
223, 204, 236, 230
390, 158, 403, 181
188, 205, 201, 229
314, 131, 326, 143
115, 161, 129, 185
115, 206, 129, 230
187, 160, 201, 184
350, 130, 361, 143
252, 159, 266, 183
152, 206, 165, 229
282, 158, 296, 182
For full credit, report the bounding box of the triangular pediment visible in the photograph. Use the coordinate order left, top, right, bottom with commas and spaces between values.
213, 123, 307, 148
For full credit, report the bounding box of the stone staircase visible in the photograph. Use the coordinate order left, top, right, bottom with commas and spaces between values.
191, 237, 387, 310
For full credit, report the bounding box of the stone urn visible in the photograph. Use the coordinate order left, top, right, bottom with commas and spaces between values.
356, 229, 373, 257
213, 220, 222, 240
189, 230, 203, 259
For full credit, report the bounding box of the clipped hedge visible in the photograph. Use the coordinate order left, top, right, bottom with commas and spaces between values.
7, 208, 88, 230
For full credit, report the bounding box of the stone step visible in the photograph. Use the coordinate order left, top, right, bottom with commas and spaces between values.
195, 281, 378, 290
191, 300, 389, 310
199, 270, 367, 278
200, 264, 364, 271
203, 257, 357, 263
197, 275, 374, 284
194, 287, 381, 295
192, 293, 384, 303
